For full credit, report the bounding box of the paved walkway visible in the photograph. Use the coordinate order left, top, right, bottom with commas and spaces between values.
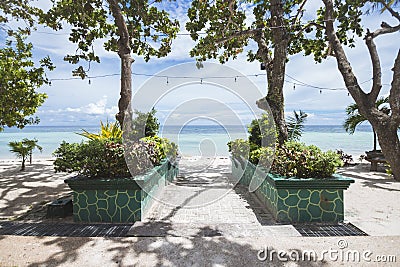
129, 157, 300, 237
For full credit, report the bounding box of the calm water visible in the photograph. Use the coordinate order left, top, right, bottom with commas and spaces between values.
0, 124, 380, 159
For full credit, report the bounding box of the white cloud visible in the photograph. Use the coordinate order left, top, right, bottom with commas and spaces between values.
64, 96, 118, 115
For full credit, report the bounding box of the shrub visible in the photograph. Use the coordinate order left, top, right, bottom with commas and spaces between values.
269, 141, 343, 178
248, 113, 276, 148
141, 136, 178, 163
228, 139, 250, 160
250, 146, 275, 167
53, 139, 159, 178
53, 141, 84, 173
132, 108, 160, 138
336, 149, 354, 166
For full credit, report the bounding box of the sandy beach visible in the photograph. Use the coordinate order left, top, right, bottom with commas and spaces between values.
0, 157, 399, 266
0, 157, 399, 235
0, 159, 74, 222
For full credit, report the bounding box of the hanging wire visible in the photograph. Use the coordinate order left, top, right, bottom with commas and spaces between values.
48, 70, 381, 93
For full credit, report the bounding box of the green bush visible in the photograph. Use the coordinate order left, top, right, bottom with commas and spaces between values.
249, 146, 275, 167
228, 139, 250, 160
132, 108, 160, 138
270, 141, 343, 178
53, 141, 84, 173
53, 139, 159, 178
248, 113, 276, 148
141, 136, 178, 163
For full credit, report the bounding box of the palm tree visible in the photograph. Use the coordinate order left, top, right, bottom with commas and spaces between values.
8, 138, 42, 171
344, 97, 390, 151
370, 0, 399, 13
287, 110, 308, 141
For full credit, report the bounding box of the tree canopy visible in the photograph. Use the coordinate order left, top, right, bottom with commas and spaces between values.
0, 0, 54, 131
0, 31, 54, 131
186, 0, 326, 145
40, 0, 180, 126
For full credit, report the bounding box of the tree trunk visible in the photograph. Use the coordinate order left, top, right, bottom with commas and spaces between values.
322, 0, 400, 180
256, 0, 289, 146
21, 157, 25, 171
373, 129, 377, 151
116, 53, 133, 129
375, 124, 400, 180
108, 0, 133, 129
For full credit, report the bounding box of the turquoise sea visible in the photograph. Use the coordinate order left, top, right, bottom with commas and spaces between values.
0, 125, 379, 159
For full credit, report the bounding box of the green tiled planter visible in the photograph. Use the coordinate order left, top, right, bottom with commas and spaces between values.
231, 157, 354, 223
65, 160, 178, 223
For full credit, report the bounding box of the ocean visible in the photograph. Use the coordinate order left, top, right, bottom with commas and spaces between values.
0, 125, 379, 159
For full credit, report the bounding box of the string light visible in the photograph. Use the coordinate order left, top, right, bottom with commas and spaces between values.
47, 71, 382, 93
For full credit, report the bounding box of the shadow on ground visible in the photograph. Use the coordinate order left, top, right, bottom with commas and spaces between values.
0, 160, 73, 221
338, 163, 400, 192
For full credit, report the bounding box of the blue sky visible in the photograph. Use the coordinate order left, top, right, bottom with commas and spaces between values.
3, 0, 399, 127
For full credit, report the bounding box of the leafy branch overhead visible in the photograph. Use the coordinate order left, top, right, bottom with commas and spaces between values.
0, 30, 55, 131
40, 0, 180, 79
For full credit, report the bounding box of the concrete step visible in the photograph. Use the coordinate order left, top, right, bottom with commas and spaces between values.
128, 221, 301, 237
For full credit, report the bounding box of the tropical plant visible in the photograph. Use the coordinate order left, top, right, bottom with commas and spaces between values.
8, 138, 42, 171
287, 110, 308, 141
132, 108, 160, 138
248, 113, 276, 149
53, 139, 157, 178
228, 139, 250, 160
270, 141, 343, 179
336, 149, 354, 167
141, 136, 178, 163
344, 97, 390, 151
78, 120, 122, 141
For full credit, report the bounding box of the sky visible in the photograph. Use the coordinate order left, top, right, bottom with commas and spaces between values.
2, 0, 399, 127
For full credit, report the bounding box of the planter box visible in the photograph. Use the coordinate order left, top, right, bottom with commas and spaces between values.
64, 160, 178, 223
231, 157, 354, 223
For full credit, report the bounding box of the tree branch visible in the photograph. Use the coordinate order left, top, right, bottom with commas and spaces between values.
379, 0, 400, 21
322, 0, 369, 110
365, 29, 382, 103
215, 28, 260, 46
107, 0, 130, 56
292, 0, 308, 25
390, 49, 400, 122
369, 23, 400, 39
253, 30, 272, 64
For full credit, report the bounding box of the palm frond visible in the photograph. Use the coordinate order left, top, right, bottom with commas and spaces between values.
287, 110, 308, 141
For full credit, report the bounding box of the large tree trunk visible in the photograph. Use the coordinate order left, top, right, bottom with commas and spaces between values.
375, 124, 400, 179
108, 0, 133, 129
323, 0, 400, 180
256, 0, 289, 145
116, 53, 133, 129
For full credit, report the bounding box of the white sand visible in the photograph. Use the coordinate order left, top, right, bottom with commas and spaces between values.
0, 157, 399, 236
0, 158, 74, 220
338, 163, 400, 236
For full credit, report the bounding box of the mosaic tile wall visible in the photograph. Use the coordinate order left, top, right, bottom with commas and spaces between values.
68, 161, 178, 223
231, 158, 348, 223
